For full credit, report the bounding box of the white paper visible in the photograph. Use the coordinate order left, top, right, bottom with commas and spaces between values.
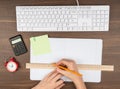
30, 38, 103, 83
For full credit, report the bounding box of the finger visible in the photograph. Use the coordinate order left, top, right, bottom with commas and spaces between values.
57, 59, 76, 70
56, 59, 69, 66
55, 83, 65, 89
43, 69, 56, 81
56, 67, 70, 76
52, 74, 63, 82
47, 71, 59, 81
57, 68, 73, 78
55, 79, 64, 87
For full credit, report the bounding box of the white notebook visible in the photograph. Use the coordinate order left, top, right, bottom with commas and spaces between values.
30, 38, 103, 82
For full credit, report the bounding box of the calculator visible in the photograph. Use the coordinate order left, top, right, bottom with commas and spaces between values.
9, 35, 27, 56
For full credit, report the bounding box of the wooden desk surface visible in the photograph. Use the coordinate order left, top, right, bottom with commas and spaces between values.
0, 0, 120, 89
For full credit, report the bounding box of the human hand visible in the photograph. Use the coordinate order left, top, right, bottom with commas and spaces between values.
56, 59, 80, 81
32, 70, 65, 89
56, 59, 86, 89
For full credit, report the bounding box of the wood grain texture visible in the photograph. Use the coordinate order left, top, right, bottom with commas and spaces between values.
26, 63, 114, 71
0, 0, 120, 89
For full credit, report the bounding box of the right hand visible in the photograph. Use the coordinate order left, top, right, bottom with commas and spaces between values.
56, 59, 87, 89
56, 59, 81, 82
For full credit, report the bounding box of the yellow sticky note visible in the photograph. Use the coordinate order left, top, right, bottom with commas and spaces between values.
30, 35, 51, 56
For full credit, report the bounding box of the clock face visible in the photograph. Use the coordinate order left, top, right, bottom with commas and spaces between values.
7, 61, 17, 72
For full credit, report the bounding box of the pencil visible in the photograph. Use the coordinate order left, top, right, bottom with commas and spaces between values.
52, 63, 82, 76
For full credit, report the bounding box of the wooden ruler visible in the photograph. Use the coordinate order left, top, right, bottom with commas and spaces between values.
26, 63, 114, 71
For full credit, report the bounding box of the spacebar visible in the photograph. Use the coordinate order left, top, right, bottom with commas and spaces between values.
33, 28, 57, 31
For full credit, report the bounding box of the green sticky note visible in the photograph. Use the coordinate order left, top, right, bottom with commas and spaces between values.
30, 35, 51, 56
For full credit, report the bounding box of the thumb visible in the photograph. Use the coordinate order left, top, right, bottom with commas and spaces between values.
57, 68, 69, 76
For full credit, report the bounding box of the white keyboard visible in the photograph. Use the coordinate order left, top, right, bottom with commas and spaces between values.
16, 6, 110, 32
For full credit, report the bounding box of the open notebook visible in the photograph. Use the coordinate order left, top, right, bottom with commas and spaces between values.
30, 37, 103, 82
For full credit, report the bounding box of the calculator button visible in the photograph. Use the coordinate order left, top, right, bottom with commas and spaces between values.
14, 49, 19, 55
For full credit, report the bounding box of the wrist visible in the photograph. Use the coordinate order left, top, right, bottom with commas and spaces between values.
73, 77, 86, 89
73, 76, 83, 85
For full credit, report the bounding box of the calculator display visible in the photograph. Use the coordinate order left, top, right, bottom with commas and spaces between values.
11, 38, 22, 44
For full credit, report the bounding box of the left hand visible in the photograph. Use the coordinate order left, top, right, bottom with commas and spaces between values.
32, 70, 65, 89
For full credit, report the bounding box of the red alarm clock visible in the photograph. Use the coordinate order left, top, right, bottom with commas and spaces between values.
5, 57, 19, 72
